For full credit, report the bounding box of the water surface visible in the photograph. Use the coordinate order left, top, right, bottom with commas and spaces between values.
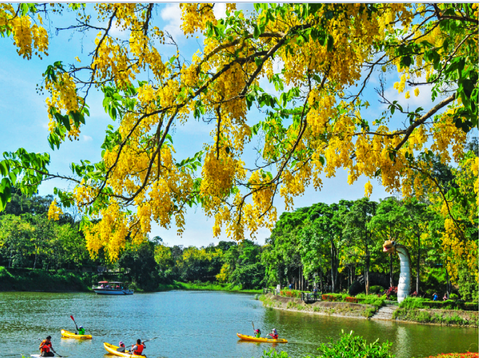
0, 291, 477, 358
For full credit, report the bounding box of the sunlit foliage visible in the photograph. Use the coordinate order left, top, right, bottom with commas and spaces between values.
0, 4, 477, 262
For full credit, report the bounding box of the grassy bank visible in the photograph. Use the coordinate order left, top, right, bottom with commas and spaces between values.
260, 293, 378, 318
0, 266, 91, 292
175, 281, 262, 294
392, 297, 479, 327
393, 307, 479, 326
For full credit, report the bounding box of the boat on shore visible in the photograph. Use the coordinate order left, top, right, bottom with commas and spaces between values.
61, 329, 92, 339
237, 333, 288, 343
92, 281, 134, 295
104, 342, 146, 358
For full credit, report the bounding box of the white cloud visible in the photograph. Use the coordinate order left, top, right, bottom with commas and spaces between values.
83, 135, 93, 142
161, 4, 184, 39
213, 3, 227, 19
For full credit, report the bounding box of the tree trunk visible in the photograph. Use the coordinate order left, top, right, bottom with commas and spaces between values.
318, 268, 323, 293
389, 253, 393, 287
33, 253, 37, 270
445, 267, 450, 298
416, 234, 421, 293
365, 240, 370, 295
298, 266, 301, 291
330, 241, 336, 293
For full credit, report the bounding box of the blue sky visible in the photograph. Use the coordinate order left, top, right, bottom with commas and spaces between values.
0, 3, 470, 248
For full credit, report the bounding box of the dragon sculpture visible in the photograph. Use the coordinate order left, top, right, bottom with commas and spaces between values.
383, 240, 411, 303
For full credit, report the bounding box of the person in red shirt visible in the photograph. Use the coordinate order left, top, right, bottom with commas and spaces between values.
269, 329, 279, 340
39, 336, 54, 357
131, 339, 146, 356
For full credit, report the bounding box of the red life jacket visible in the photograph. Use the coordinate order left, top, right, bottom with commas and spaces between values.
133, 344, 144, 355
40, 340, 52, 353
270, 334, 278, 339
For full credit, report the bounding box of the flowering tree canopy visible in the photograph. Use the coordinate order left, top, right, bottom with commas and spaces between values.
0, 3, 478, 262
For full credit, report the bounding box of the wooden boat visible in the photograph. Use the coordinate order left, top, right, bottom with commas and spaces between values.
61, 329, 92, 339
92, 281, 134, 295
237, 333, 288, 343
104, 342, 146, 358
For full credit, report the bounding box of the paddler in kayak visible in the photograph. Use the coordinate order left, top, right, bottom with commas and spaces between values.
117, 341, 126, 353
131, 339, 146, 356
77, 325, 86, 335
39, 336, 54, 357
254, 328, 261, 338
268, 328, 279, 340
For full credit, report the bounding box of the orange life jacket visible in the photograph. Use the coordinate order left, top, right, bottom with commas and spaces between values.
40, 340, 52, 353
133, 344, 144, 355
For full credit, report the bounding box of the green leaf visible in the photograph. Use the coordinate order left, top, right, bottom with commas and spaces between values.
326, 35, 334, 51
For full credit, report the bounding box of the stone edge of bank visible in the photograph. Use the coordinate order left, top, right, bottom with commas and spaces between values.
260, 294, 479, 327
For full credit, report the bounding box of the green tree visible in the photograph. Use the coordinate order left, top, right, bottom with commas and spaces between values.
343, 198, 377, 294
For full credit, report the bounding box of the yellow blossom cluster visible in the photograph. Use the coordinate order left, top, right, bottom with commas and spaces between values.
0, 4, 49, 59
47, 200, 63, 221
45, 72, 84, 141
180, 3, 216, 36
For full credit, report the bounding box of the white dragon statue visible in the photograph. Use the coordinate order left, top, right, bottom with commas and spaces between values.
383, 240, 411, 303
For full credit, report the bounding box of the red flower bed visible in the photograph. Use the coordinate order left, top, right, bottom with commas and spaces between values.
345, 296, 358, 303
280, 290, 297, 297
425, 353, 479, 358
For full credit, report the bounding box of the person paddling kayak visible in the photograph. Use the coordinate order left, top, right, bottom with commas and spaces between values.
268, 328, 279, 340
117, 341, 126, 353
77, 326, 85, 335
39, 336, 54, 357
131, 339, 146, 356
254, 328, 261, 338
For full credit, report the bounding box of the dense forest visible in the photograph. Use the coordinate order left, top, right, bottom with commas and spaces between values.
0, 140, 477, 301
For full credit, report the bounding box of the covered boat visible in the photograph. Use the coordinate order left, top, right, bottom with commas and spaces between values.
92, 281, 134, 295
237, 333, 288, 343
61, 329, 92, 339
104, 342, 146, 358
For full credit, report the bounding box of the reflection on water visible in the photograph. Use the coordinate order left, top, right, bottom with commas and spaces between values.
0, 291, 477, 358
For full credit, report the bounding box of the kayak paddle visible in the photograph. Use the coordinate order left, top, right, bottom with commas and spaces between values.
51, 348, 63, 358
129, 336, 159, 348
69, 315, 79, 333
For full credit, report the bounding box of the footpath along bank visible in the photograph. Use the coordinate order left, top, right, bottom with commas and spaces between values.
260, 292, 479, 327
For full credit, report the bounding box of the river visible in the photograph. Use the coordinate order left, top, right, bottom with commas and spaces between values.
0, 291, 477, 358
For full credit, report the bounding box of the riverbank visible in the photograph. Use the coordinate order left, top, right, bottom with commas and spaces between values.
394, 307, 479, 327
260, 293, 378, 319
0, 266, 90, 292
173, 281, 262, 294
0, 267, 261, 294
260, 294, 479, 327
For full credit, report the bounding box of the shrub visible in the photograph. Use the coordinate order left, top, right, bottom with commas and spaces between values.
287, 301, 296, 309
261, 349, 290, 358
384, 286, 398, 299
463, 303, 479, 311
317, 330, 394, 358
364, 307, 377, 318
357, 293, 385, 308
400, 297, 429, 309
369, 285, 385, 294
322, 293, 349, 301
280, 290, 302, 298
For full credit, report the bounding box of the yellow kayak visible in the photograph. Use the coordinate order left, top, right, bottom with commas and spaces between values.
104, 342, 146, 358
237, 333, 288, 343
61, 329, 92, 339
